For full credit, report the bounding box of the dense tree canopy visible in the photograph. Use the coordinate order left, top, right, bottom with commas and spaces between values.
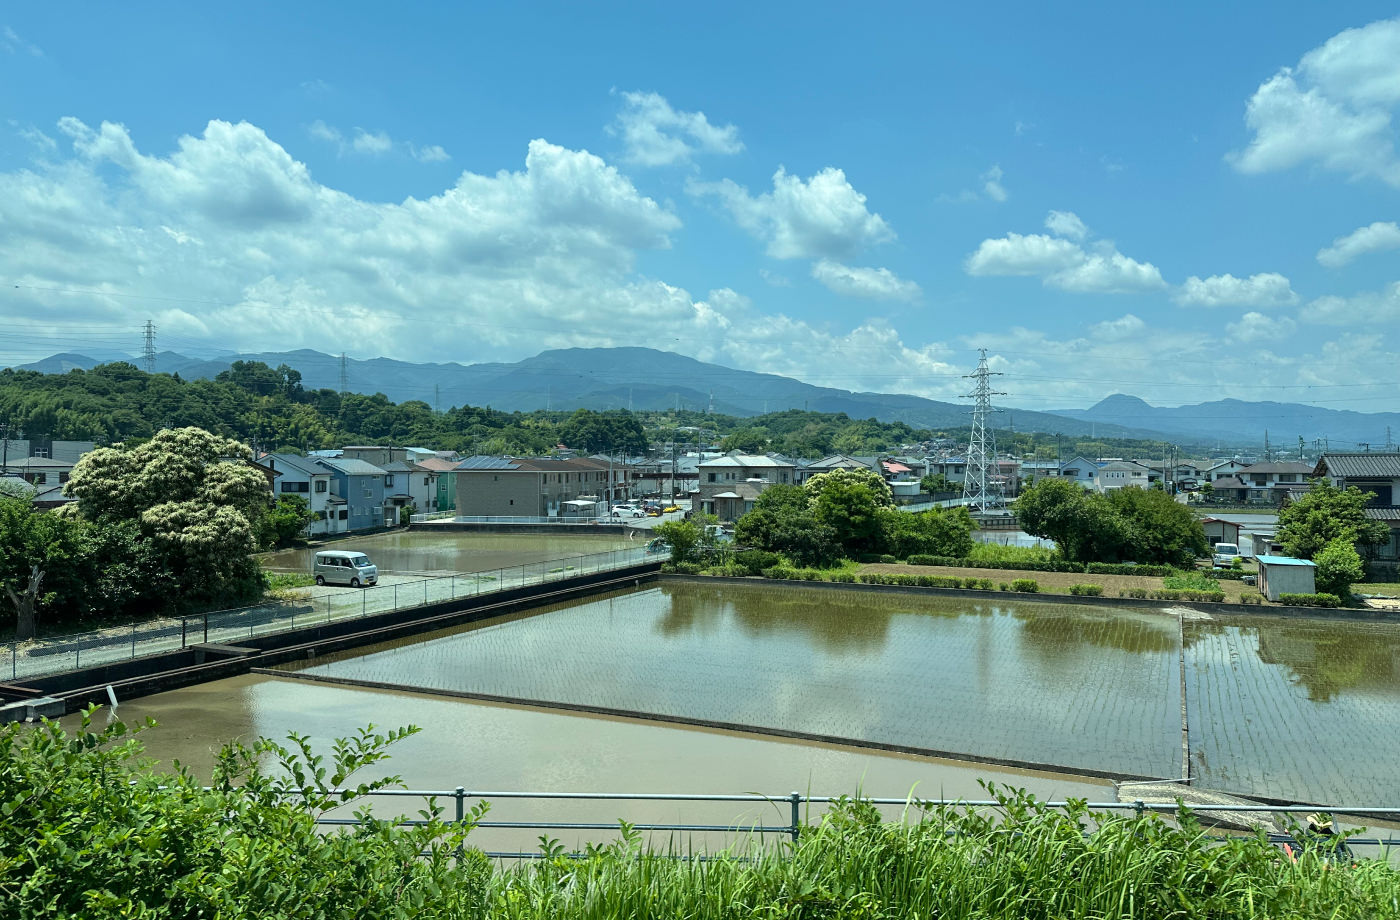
1277, 480, 1391, 561
1016, 480, 1207, 566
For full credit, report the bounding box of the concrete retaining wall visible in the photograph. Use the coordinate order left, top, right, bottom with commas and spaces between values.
658, 574, 1400, 623
9, 563, 661, 719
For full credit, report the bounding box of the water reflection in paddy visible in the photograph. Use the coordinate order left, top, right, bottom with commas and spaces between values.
287, 583, 1184, 780
283, 582, 1400, 802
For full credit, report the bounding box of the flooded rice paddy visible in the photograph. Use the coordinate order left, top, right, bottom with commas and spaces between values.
269, 581, 1400, 803
260, 530, 634, 574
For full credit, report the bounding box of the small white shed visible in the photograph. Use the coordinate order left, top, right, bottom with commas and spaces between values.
1255, 554, 1317, 601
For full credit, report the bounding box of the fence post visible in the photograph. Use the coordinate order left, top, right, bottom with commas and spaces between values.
394, 584, 399, 610
790, 792, 802, 844
423, 580, 428, 606
454, 786, 466, 859
203, 614, 209, 644
362, 589, 366, 618
11, 640, 15, 681
181, 618, 187, 649
131, 623, 137, 658
1134, 800, 1145, 820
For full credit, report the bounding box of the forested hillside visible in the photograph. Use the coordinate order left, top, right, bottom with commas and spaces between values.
0, 361, 1189, 459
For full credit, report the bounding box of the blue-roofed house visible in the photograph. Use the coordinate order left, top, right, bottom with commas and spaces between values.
266, 453, 338, 535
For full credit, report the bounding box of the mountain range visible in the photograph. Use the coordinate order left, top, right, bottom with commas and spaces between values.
11, 348, 1399, 448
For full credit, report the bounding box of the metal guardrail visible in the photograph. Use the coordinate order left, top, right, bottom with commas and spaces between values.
302, 787, 1400, 859
5, 547, 665, 681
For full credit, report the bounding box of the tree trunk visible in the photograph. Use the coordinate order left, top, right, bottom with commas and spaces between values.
6, 564, 44, 641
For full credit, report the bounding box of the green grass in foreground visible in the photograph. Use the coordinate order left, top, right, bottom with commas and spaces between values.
7, 714, 1398, 919
265, 571, 316, 590
1358, 582, 1400, 595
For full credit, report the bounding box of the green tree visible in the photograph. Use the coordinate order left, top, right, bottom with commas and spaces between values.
1277, 480, 1390, 561
1015, 479, 1138, 564
654, 518, 704, 564
66, 427, 270, 605
1314, 537, 1365, 598
920, 473, 955, 494
805, 471, 892, 557
1105, 486, 1209, 567
733, 507, 841, 568
718, 428, 768, 453
0, 496, 86, 639
257, 494, 315, 548
558, 409, 648, 455
879, 506, 976, 559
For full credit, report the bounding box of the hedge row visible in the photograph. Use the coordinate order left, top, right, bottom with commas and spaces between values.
904, 555, 1084, 573
900, 556, 1181, 577
857, 573, 998, 590
1118, 588, 1227, 602
1202, 569, 1250, 580
1069, 584, 1104, 596
1278, 592, 1343, 608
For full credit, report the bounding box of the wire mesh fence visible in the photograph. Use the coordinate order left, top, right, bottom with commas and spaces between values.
6, 546, 663, 681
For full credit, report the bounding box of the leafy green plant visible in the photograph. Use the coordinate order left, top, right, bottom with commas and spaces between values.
1009, 578, 1039, 593
1069, 583, 1103, 596
1278, 592, 1343, 608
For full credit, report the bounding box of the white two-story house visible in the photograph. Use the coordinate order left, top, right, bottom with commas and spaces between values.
695, 454, 796, 521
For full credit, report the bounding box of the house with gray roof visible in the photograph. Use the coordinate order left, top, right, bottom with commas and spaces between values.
1314, 452, 1400, 568
696, 454, 795, 521
315, 456, 390, 531
449, 456, 617, 517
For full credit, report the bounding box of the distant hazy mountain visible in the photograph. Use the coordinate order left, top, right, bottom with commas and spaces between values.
25, 347, 1394, 445
1051, 393, 1400, 449
13, 346, 1164, 439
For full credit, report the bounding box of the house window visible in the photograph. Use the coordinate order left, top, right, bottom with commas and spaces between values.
339, 509, 348, 520
384, 475, 393, 486
423, 476, 430, 486
708, 473, 716, 483
33, 473, 47, 485
315, 480, 327, 493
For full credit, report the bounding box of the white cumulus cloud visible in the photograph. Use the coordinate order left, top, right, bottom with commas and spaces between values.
1044, 210, 1088, 241
811, 261, 921, 301
610, 90, 742, 167
965, 216, 1165, 294
1230, 17, 1400, 187
1317, 220, 1400, 267
351, 129, 392, 155
690, 166, 894, 260
1303, 281, 1400, 324
1227, 311, 1297, 343
1174, 272, 1298, 307
308, 120, 445, 161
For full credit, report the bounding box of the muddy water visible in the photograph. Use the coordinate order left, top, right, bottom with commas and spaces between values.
77, 673, 1110, 854
260, 531, 633, 574
283, 583, 1185, 779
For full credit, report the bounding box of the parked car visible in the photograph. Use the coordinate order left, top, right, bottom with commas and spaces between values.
1212, 542, 1241, 568
313, 550, 378, 587
663, 504, 681, 513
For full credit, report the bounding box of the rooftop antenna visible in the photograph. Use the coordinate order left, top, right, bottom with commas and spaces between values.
142, 320, 157, 374
338, 353, 348, 393
961, 348, 1006, 513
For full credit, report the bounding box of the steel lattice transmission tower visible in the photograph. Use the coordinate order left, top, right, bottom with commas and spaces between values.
961, 348, 1007, 513
338, 353, 349, 393
142, 320, 157, 374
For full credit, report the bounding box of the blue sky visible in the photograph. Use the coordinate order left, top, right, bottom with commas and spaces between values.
2, 3, 1397, 412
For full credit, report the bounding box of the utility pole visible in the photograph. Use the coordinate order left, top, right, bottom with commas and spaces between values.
961, 348, 1006, 514
142, 320, 157, 374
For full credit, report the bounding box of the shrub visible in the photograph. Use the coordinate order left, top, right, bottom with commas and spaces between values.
878, 554, 898, 564
999, 583, 1009, 591
1010, 579, 1039, 593
826, 572, 856, 583
1120, 588, 1149, 599
906, 554, 958, 567
1278, 592, 1342, 608
669, 561, 702, 575
1203, 569, 1248, 580
964, 542, 1054, 565
1085, 562, 1176, 577
735, 549, 783, 575
701, 564, 750, 578
1069, 584, 1104, 596
1238, 592, 1265, 605
1147, 589, 1226, 603
1162, 572, 1220, 591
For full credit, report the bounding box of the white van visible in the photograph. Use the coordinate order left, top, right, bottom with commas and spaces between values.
313, 550, 378, 587
1212, 542, 1240, 569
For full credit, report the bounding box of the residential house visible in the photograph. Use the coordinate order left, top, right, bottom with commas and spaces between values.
315, 456, 390, 531
265, 453, 339, 535
1232, 462, 1315, 505
1057, 456, 1101, 489
0, 457, 75, 510
1204, 459, 1250, 482
695, 454, 796, 521
925, 456, 968, 485
0, 437, 95, 464
1092, 460, 1152, 493
450, 456, 616, 517
1312, 452, 1400, 568
1018, 460, 1061, 488
379, 460, 425, 524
